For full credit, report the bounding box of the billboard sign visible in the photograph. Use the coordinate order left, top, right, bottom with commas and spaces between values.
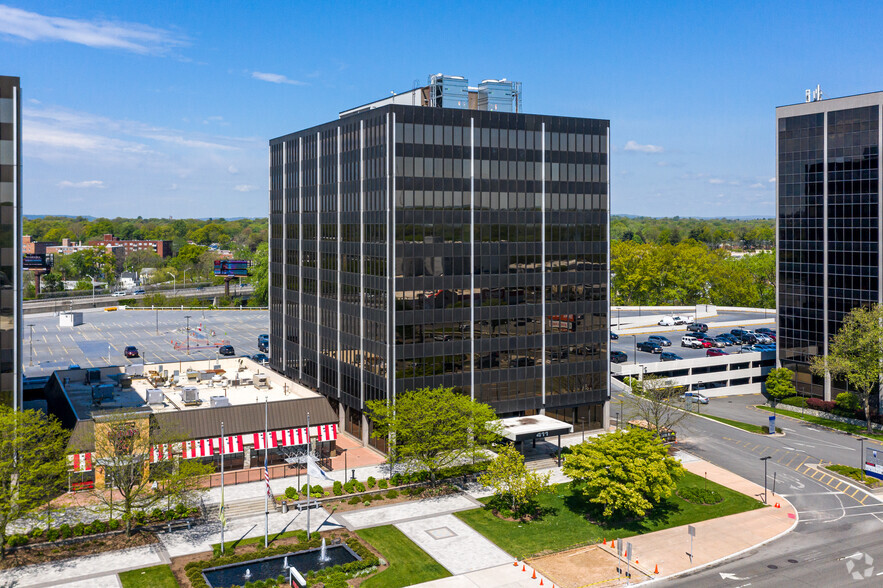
23, 253, 51, 269
865, 447, 883, 481
213, 259, 249, 277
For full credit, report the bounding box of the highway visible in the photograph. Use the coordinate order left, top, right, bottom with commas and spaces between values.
610, 388, 883, 586
23, 283, 254, 314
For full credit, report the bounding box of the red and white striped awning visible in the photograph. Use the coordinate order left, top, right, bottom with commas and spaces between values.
68, 452, 93, 472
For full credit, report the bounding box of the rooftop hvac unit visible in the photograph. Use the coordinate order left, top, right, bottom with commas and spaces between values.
91, 384, 114, 405
181, 386, 199, 403
253, 374, 269, 389
210, 396, 231, 408
146, 389, 164, 405
86, 368, 102, 384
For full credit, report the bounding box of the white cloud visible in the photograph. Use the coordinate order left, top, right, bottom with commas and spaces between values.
0, 4, 187, 54
624, 140, 664, 153
233, 184, 259, 192
227, 165, 239, 174
251, 71, 307, 86
708, 178, 725, 184
749, 182, 765, 189
57, 180, 105, 189
769, 177, 776, 183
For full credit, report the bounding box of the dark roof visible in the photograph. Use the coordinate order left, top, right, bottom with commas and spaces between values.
152, 396, 337, 441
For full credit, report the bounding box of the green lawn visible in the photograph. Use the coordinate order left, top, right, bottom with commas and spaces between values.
357, 525, 451, 588
119, 565, 179, 588
701, 413, 782, 435
455, 471, 763, 559
826, 464, 882, 488
757, 405, 883, 441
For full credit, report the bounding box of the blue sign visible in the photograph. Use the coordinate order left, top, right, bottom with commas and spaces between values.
768, 415, 776, 435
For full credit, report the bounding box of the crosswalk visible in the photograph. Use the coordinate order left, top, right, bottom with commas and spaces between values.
720, 436, 873, 505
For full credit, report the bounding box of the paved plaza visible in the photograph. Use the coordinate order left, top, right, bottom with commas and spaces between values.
22, 308, 268, 378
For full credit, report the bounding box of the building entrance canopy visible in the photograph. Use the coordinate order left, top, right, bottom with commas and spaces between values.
493, 414, 573, 443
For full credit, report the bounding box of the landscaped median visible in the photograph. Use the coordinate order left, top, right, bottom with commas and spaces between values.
824, 464, 882, 489
757, 404, 883, 441
699, 413, 783, 435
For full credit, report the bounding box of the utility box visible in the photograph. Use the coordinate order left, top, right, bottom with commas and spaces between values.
59, 312, 83, 327
181, 386, 200, 404
91, 384, 114, 404
210, 396, 230, 408
146, 389, 164, 405
254, 374, 269, 389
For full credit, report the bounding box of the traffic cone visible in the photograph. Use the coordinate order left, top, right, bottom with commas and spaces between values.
514, 561, 519, 566
532, 568, 537, 579
635, 559, 639, 564
540, 580, 544, 586
522, 564, 526, 572
654, 564, 659, 574
611, 539, 615, 548
603, 538, 607, 545
775, 502, 780, 508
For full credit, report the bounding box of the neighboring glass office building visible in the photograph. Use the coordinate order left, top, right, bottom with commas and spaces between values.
270, 75, 610, 449
777, 90, 880, 400
0, 75, 21, 410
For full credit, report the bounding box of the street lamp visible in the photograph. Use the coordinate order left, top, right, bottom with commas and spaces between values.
580, 416, 587, 442
184, 315, 192, 355
182, 269, 189, 289
339, 448, 348, 479
85, 274, 96, 304
857, 436, 866, 482
760, 456, 772, 504
27, 323, 34, 366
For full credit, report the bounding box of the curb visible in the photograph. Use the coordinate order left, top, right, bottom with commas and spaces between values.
641, 496, 799, 584
678, 406, 785, 438
752, 405, 883, 441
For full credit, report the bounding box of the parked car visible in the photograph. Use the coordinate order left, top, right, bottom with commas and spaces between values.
637, 341, 663, 353
694, 333, 724, 347
681, 335, 701, 348
686, 322, 708, 333
715, 333, 737, 346
133, 289, 145, 295
681, 391, 709, 404
610, 331, 619, 340
611, 351, 628, 363
660, 351, 683, 361
124, 345, 139, 358
756, 327, 776, 338
706, 348, 729, 357
754, 333, 773, 344
730, 328, 759, 343
658, 316, 675, 326
218, 345, 235, 356
258, 333, 269, 352
648, 335, 672, 347
251, 353, 269, 364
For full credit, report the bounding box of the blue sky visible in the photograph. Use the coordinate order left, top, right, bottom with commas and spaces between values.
3, 1, 881, 219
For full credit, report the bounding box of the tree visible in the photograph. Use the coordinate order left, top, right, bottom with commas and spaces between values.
0, 407, 69, 557
366, 386, 501, 483
626, 375, 689, 437
41, 272, 63, 293
563, 428, 685, 518
764, 367, 796, 414
479, 444, 550, 515
811, 305, 883, 435
88, 411, 211, 535
249, 242, 268, 307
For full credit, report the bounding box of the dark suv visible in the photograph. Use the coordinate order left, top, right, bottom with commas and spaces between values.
611, 351, 628, 363
686, 323, 708, 333
648, 335, 671, 347
258, 334, 269, 352
637, 341, 663, 353
218, 345, 235, 356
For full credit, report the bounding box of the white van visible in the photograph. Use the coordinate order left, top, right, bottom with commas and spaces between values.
658, 316, 675, 326
681, 392, 709, 404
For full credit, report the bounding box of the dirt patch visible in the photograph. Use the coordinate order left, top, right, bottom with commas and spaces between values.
0, 530, 158, 570
169, 529, 387, 588
529, 545, 638, 588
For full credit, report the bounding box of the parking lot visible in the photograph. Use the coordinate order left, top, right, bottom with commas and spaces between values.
611, 311, 776, 365
22, 308, 269, 378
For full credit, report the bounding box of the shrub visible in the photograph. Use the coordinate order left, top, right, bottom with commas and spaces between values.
678, 487, 723, 504
807, 397, 836, 413
781, 396, 807, 408
386, 489, 399, 499
45, 528, 60, 542
134, 511, 148, 524
175, 503, 188, 515
29, 527, 43, 539
301, 483, 309, 496
108, 519, 120, 531
348, 496, 361, 505
354, 481, 365, 493
367, 476, 376, 489
835, 392, 861, 417
7, 534, 28, 547
91, 520, 107, 533
390, 473, 402, 486
311, 484, 324, 496
58, 524, 72, 539
333, 480, 343, 496
285, 486, 298, 499
378, 479, 388, 489
343, 479, 355, 494
363, 501, 371, 507
151, 508, 164, 520
72, 522, 86, 537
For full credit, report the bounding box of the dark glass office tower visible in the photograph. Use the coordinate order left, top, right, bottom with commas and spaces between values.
777, 92, 880, 400
270, 85, 609, 449
0, 75, 21, 410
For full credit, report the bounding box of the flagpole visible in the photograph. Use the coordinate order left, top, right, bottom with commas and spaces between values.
220, 421, 225, 555
306, 411, 311, 540
264, 395, 269, 548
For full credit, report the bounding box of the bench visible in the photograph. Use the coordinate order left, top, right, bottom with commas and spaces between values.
165, 519, 193, 533
292, 500, 322, 512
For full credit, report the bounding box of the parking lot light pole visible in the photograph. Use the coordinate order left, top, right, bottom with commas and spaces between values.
857, 436, 865, 482
580, 416, 587, 442
631, 335, 637, 365
760, 456, 772, 504
184, 315, 192, 355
